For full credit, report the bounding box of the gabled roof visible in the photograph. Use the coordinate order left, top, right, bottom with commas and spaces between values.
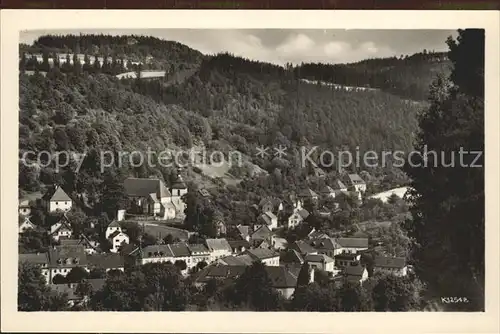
168, 242, 191, 257
205, 238, 232, 252
348, 174, 365, 185
44, 185, 71, 202
48, 246, 87, 267
19, 216, 35, 228
195, 264, 298, 288
50, 215, 73, 235
227, 239, 251, 249
250, 225, 272, 240
344, 264, 366, 277
198, 188, 211, 198
259, 211, 277, 225
19, 252, 49, 265
374, 256, 406, 269
320, 185, 335, 194
305, 253, 335, 263
335, 253, 360, 261
297, 209, 310, 219
107, 230, 127, 240
265, 266, 298, 288
280, 249, 304, 264
258, 197, 282, 210
310, 237, 340, 251
331, 180, 347, 190
289, 240, 317, 255
108, 220, 121, 228
124, 177, 171, 198
87, 253, 125, 269
298, 188, 319, 198
170, 174, 187, 190
245, 248, 279, 260
236, 225, 250, 239
335, 237, 369, 249
188, 243, 210, 254
218, 255, 253, 266
141, 245, 174, 258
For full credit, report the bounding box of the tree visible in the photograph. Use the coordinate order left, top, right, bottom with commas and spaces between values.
337, 281, 373, 311
18, 262, 68, 311
52, 274, 67, 284
232, 261, 280, 311
66, 266, 90, 283
371, 274, 425, 311
91, 262, 188, 311
174, 260, 187, 271
290, 282, 339, 311
403, 29, 485, 311
296, 262, 310, 288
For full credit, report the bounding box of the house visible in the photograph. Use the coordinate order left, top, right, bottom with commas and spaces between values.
188, 244, 212, 267
334, 253, 361, 269
87, 253, 125, 272
344, 264, 369, 285
320, 185, 336, 198
19, 199, 31, 216
105, 220, 122, 239
235, 224, 251, 242
198, 188, 211, 198
59, 236, 98, 255
347, 174, 367, 193
373, 256, 408, 277
298, 188, 319, 201
43, 185, 72, 213
214, 219, 227, 237
335, 237, 369, 254
331, 180, 348, 195
194, 264, 306, 299
249, 225, 273, 246
19, 253, 50, 284
139, 244, 175, 265
309, 238, 343, 258
258, 211, 278, 230
271, 236, 288, 251
286, 208, 309, 229
289, 240, 318, 256
258, 197, 283, 214
19, 216, 36, 234
168, 243, 193, 272
305, 253, 337, 274
307, 229, 329, 240
107, 230, 130, 253
228, 239, 251, 254
49, 215, 73, 241
124, 177, 184, 219
245, 248, 280, 266
46, 245, 89, 284
205, 238, 232, 262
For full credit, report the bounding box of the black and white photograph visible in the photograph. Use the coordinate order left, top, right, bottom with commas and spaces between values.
1, 9, 499, 334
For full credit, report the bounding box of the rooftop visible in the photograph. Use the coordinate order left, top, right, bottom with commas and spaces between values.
124, 177, 171, 198
374, 256, 406, 269
245, 248, 279, 260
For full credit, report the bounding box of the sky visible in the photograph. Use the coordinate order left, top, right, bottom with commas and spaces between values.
20, 29, 458, 65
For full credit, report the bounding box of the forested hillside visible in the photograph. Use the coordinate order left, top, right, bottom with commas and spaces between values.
296, 51, 450, 100
19, 34, 447, 202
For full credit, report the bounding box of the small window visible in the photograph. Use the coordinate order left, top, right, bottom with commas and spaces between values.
56, 202, 59, 205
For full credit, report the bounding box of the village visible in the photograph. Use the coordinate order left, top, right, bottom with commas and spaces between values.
18, 168, 411, 307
